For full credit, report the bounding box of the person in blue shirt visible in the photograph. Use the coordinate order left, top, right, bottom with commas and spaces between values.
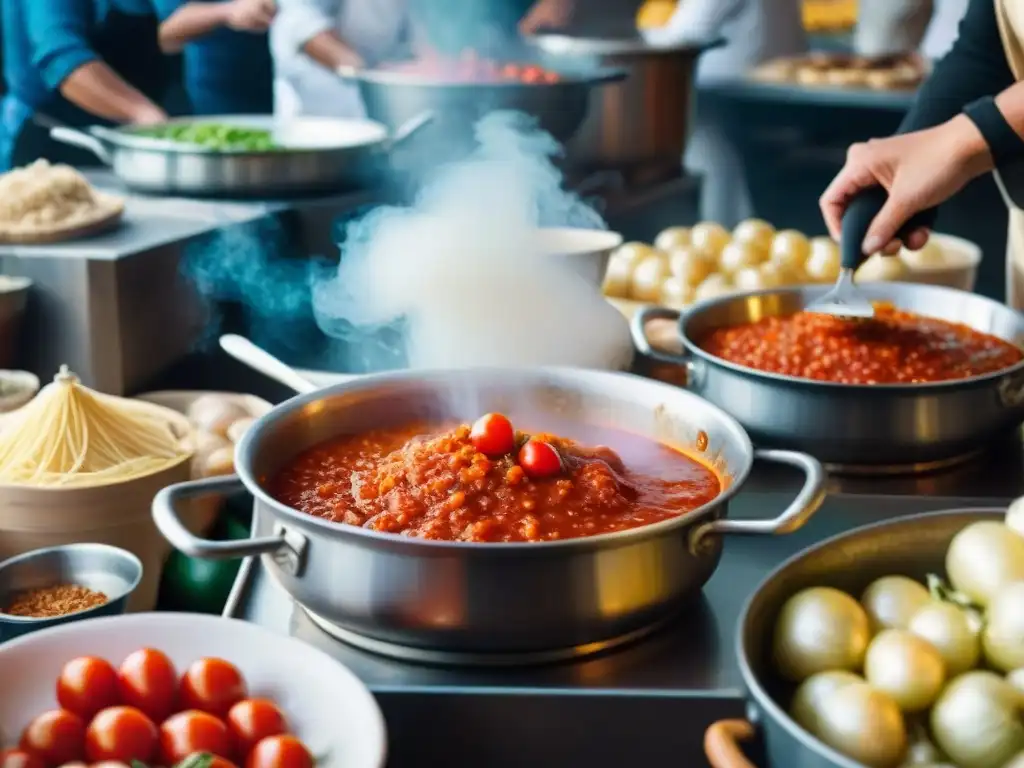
0, 0, 170, 170
152, 0, 275, 115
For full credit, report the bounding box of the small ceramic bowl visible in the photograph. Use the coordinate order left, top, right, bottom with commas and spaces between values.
0, 543, 142, 642
0, 369, 40, 413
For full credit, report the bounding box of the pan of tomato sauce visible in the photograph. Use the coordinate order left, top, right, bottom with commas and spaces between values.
630, 282, 1024, 467
152, 367, 825, 653
268, 414, 721, 543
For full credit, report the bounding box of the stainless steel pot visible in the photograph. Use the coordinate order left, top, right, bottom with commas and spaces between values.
153, 367, 825, 654
631, 282, 1024, 467
528, 33, 713, 174
704, 508, 1004, 768
346, 66, 624, 146
48, 113, 431, 197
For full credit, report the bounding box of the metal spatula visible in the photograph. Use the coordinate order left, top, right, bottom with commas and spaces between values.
809, 186, 928, 319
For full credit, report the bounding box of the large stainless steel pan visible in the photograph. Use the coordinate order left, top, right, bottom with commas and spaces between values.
47, 113, 432, 197
153, 367, 825, 654
345, 65, 625, 145
704, 508, 1003, 768
631, 282, 1024, 468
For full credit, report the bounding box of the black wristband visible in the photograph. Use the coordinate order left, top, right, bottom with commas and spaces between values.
963, 95, 1024, 167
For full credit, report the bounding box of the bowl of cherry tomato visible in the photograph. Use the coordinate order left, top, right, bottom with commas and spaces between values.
0, 613, 386, 768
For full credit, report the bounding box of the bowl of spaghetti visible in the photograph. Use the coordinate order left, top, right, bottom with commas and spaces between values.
0, 366, 193, 610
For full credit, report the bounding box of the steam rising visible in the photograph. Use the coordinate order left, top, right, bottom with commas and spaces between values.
312, 112, 633, 369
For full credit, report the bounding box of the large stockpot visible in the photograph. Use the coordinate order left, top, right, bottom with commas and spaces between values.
631, 282, 1024, 467
703, 508, 1004, 768
528, 33, 712, 174
153, 367, 825, 654
47, 113, 431, 197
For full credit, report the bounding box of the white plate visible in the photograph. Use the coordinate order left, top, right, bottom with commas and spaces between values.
0, 613, 387, 768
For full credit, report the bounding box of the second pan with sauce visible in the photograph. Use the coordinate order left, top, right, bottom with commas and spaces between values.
631, 282, 1024, 468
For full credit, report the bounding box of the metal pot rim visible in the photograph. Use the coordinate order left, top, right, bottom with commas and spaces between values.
233, 366, 757, 553
354, 66, 626, 89
676, 283, 1024, 392
527, 32, 724, 57
733, 507, 1007, 768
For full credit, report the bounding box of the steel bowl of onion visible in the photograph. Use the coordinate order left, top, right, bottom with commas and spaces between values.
703, 507, 1024, 768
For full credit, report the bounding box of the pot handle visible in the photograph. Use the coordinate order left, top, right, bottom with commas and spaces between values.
48, 126, 113, 166
629, 306, 690, 366
153, 476, 306, 574
705, 719, 758, 768
386, 111, 435, 150
691, 449, 826, 551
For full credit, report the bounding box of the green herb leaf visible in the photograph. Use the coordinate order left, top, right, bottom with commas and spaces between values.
175, 752, 216, 768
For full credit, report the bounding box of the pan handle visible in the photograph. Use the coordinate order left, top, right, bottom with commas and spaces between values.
630, 306, 690, 366
153, 475, 308, 576
705, 719, 758, 768
48, 126, 113, 166
386, 111, 435, 150
690, 449, 826, 552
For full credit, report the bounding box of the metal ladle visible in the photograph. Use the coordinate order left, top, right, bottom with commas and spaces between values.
809, 186, 930, 319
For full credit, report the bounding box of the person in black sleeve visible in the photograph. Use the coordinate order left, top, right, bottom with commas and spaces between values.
819, 0, 1024, 306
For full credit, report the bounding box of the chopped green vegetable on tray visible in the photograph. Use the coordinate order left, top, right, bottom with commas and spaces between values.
136, 123, 280, 151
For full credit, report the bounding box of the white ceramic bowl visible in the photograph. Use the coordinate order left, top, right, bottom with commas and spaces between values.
536, 227, 624, 289
0, 613, 386, 768
900, 232, 981, 291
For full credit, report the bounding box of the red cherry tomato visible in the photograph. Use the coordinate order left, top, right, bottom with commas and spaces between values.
56, 656, 121, 719
160, 711, 233, 764
244, 736, 313, 768
117, 649, 178, 722
204, 757, 238, 768
84, 706, 158, 764
518, 440, 561, 478
179, 658, 248, 718
469, 413, 515, 457
0, 749, 46, 768
226, 700, 288, 756
19, 709, 86, 766
89, 762, 131, 768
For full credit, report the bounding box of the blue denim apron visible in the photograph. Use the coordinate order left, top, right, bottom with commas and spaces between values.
0, 8, 168, 169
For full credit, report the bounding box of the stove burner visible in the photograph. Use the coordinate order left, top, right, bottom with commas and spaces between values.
302, 608, 675, 668
825, 448, 985, 477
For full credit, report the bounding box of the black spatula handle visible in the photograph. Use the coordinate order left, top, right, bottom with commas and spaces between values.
840, 186, 933, 270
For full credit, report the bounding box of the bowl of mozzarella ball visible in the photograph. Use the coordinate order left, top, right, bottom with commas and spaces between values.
602, 220, 980, 316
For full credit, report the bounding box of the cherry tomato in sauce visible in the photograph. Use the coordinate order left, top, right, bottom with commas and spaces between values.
518, 440, 561, 479
20, 709, 86, 766
117, 648, 178, 722
160, 711, 233, 764
226, 700, 288, 756
57, 656, 121, 719
244, 736, 313, 768
179, 658, 248, 718
0, 749, 45, 768
469, 413, 515, 457
84, 707, 158, 764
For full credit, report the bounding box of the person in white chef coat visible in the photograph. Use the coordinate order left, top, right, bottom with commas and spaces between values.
270, 0, 409, 118
641, 0, 807, 227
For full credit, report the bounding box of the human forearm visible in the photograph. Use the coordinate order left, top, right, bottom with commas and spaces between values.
158, 2, 230, 53
899, 0, 1013, 133
59, 60, 165, 123
302, 30, 363, 71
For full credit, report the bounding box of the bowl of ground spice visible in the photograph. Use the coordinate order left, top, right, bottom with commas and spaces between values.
0, 543, 142, 641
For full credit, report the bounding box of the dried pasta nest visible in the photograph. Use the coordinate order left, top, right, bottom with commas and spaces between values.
0, 160, 124, 243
